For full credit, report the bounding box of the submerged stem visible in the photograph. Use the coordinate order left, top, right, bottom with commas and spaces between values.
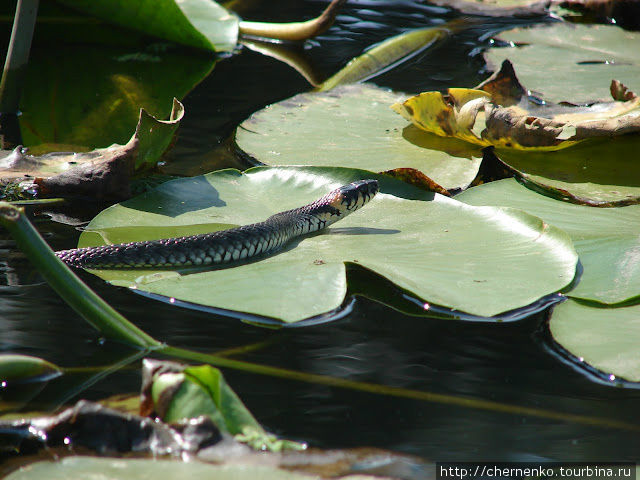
239, 0, 346, 41
161, 345, 640, 432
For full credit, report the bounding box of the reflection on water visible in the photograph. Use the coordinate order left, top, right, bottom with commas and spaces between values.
1, 0, 640, 465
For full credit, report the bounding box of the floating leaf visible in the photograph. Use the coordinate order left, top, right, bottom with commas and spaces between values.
458, 178, 640, 305
3, 457, 385, 480
550, 300, 640, 383
58, 0, 238, 52
484, 23, 640, 103
142, 359, 303, 451
428, 0, 550, 17
553, 0, 640, 31
74, 166, 577, 324
235, 84, 482, 191
491, 135, 640, 206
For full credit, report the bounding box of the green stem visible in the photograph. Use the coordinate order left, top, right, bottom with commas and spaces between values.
0, 202, 161, 349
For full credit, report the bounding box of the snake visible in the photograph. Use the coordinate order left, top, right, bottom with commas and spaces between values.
56, 179, 379, 269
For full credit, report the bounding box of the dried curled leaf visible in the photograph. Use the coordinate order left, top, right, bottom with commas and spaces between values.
391, 60, 640, 150
0, 99, 183, 200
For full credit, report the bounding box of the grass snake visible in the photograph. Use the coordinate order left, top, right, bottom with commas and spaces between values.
56, 179, 379, 269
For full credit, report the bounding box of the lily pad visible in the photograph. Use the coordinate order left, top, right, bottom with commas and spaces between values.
458, 178, 640, 305
58, 0, 238, 52
549, 300, 640, 383
234, 84, 482, 191
491, 135, 640, 206
4, 457, 365, 480
484, 23, 640, 103
429, 0, 550, 16
74, 166, 577, 324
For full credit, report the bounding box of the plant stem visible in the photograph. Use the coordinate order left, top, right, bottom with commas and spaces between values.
239, 0, 346, 41
0, 202, 161, 349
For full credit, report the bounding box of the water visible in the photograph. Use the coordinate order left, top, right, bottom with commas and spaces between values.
2, 0, 640, 464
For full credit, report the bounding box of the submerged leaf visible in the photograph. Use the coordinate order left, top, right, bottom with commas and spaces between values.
550, 300, 640, 383
19, 44, 212, 151
235, 84, 482, 191
458, 178, 640, 305
58, 0, 238, 52
74, 166, 577, 323
317, 25, 453, 92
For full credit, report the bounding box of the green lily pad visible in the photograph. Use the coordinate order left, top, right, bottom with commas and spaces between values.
234, 84, 482, 191
550, 300, 640, 382
3, 457, 342, 480
58, 0, 238, 52
458, 178, 640, 305
493, 135, 640, 206
74, 166, 576, 324
485, 23, 640, 103
20, 45, 214, 152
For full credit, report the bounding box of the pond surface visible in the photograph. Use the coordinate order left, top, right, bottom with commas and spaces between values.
1, 0, 640, 465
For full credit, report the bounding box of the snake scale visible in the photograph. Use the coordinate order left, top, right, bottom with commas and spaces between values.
56, 180, 379, 269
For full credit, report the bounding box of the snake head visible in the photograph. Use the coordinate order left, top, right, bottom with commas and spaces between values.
335, 179, 379, 212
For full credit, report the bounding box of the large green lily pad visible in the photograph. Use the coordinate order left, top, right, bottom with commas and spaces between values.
485, 23, 640, 103
458, 178, 640, 305
493, 135, 640, 206
75, 166, 577, 324
550, 300, 640, 383
234, 84, 482, 191
59, 0, 238, 52
4, 457, 357, 480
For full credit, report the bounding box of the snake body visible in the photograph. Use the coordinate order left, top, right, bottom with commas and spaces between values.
56, 179, 379, 269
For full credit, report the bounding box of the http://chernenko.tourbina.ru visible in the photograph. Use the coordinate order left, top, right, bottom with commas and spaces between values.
435, 463, 636, 480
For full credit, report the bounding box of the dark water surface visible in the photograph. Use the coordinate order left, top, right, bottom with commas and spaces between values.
1, 0, 640, 465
